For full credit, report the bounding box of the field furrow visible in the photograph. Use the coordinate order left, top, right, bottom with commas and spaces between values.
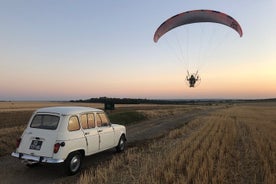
79, 104, 276, 184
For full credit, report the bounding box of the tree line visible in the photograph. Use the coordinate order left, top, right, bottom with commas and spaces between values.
70, 97, 276, 105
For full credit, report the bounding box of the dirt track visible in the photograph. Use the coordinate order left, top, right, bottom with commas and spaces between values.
0, 107, 217, 184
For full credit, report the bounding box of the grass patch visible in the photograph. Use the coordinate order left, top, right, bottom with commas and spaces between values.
109, 111, 147, 125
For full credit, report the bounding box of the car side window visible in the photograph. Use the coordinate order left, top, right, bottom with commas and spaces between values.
96, 114, 102, 127
80, 114, 88, 129
87, 113, 95, 128
68, 116, 80, 131
99, 113, 110, 126
95, 113, 110, 127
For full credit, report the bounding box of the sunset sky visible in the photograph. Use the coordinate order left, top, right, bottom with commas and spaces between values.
1, 1, 276, 101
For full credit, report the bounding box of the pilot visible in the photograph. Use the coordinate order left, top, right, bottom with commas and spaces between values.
187, 74, 198, 87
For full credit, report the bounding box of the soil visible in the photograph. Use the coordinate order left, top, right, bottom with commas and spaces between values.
0, 107, 217, 184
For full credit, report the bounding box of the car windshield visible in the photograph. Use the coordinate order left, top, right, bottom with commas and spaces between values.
30, 114, 60, 130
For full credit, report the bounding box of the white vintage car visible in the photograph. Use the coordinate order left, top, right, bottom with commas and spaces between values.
11, 106, 126, 175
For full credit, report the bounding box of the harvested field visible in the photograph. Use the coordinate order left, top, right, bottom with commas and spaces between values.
0, 102, 275, 184
0, 101, 103, 112
79, 103, 276, 184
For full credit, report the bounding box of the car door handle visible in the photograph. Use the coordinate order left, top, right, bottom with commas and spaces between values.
84, 132, 90, 135
98, 130, 103, 133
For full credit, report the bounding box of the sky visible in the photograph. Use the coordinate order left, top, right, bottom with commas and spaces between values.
0, 0, 276, 101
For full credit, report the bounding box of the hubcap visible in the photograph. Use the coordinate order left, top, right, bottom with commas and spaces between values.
120, 139, 125, 150
70, 155, 80, 172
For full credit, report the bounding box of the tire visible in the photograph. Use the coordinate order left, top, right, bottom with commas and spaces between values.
116, 135, 126, 152
64, 151, 82, 175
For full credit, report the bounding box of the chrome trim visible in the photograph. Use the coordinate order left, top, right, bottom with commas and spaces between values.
11, 152, 64, 163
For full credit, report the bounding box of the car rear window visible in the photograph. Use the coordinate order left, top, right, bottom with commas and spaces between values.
30, 114, 60, 130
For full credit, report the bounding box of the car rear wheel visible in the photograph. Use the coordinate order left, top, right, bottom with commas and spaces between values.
64, 151, 82, 175
116, 135, 126, 152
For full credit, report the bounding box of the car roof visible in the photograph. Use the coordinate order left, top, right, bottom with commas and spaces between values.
35, 106, 103, 115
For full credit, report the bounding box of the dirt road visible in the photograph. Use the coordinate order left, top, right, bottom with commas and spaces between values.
0, 107, 217, 184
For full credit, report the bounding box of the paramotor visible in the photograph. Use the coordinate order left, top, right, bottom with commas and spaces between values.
153, 10, 243, 88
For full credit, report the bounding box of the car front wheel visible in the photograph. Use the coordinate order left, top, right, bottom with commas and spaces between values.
64, 151, 82, 175
116, 135, 126, 152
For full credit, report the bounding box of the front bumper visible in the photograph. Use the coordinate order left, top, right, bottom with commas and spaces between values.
11, 152, 64, 164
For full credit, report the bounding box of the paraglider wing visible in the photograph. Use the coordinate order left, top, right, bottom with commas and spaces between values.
154, 9, 243, 43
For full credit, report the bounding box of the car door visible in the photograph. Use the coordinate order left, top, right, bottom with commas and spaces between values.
80, 113, 100, 155
96, 113, 115, 150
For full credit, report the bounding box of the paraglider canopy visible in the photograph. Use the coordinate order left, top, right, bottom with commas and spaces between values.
154, 9, 243, 43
